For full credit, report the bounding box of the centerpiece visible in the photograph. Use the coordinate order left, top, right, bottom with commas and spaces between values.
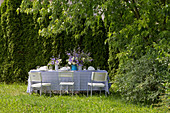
48, 56, 62, 70
66, 47, 93, 70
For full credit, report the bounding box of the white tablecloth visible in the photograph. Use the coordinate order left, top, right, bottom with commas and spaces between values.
27, 70, 109, 93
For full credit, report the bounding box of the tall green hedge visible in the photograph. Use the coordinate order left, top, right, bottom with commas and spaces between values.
0, 6, 3, 80
0, 0, 50, 83
0, 0, 109, 83
0, 0, 25, 82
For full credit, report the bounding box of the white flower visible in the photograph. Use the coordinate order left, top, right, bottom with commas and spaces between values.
68, 62, 71, 65
82, 57, 85, 61
72, 62, 76, 65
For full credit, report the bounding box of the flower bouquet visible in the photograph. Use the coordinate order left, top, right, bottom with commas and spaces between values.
48, 56, 62, 70
77, 51, 93, 66
66, 47, 93, 70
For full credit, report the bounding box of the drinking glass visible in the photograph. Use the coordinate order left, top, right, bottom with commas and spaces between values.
59, 66, 63, 70
83, 66, 86, 70
36, 66, 40, 70
49, 66, 53, 70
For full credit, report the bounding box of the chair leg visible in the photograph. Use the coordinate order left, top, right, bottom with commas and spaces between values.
60, 85, 62, 96
30, 86, 33, 95
50, 86, 51, 97
105, 91, 107, 97
72, 85, 73, 96
100, 88, 101, 96
67, 85, 68, 94
30, 89, 32, 95
45, 87, 47, 95
87, 85, 88, 97
40, 88, 42, 96
91, 86, 93, 97
30, 87, 32, 95
105, 86, 107, 97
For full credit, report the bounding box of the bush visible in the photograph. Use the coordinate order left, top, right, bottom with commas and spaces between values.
155, 82, 170, 110
114, 51, 169, 104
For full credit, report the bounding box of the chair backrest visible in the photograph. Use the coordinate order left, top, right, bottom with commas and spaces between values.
58, 71, 74, 81
91, 72, 107, 82
29, 72, 42, 82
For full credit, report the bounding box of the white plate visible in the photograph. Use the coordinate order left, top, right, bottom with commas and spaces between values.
88, 66, 95, 70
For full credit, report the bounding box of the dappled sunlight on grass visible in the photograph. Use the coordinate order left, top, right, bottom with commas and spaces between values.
0, 83, 168, 113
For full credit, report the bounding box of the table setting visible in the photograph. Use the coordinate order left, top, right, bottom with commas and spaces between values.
27, 47, 109, 94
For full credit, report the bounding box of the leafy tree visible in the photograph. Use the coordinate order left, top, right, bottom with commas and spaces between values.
104, 0, 169, 104
19, 0, 109, 69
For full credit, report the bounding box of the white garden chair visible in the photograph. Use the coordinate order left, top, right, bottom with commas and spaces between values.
29, 72, 51, 97
87, 72, 108, 97
58, 72, 74, 96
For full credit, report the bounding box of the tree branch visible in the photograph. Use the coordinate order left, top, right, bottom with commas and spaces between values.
161, 0, 167, 30
132, 0, 140, 19
124, 0, 140, 19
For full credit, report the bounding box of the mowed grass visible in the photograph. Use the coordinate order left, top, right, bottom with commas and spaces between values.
0, 83, 167, 113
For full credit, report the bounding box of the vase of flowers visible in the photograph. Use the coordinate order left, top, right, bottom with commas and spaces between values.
48, 56, 62, 70
66, 47, 93, 71
71, 64, 77, 71
78, 65, 82, 70
66, 51, 79, 70
55, 64, 58, 70
77, 51, 93, 69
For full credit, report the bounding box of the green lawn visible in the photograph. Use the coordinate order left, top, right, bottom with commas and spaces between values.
0, 83, 167, 113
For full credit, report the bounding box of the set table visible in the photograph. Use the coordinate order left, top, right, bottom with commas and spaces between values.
27, 70, 109, 93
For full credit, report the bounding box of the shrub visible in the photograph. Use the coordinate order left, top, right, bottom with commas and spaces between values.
114, 50, 169, 104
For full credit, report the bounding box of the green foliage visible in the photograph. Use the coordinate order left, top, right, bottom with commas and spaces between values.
0, 0, 53, 83
105, 0, 169, 104
0, 0, 169, 106
0, 1, 8, 81
0, 6, 3, 80
0, 83, 166, 113
3, 0, 24, 82
114, 52, 169, 104
0, 0, 109, 83
18, 0, 109, 69
155, 82, 170, 110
